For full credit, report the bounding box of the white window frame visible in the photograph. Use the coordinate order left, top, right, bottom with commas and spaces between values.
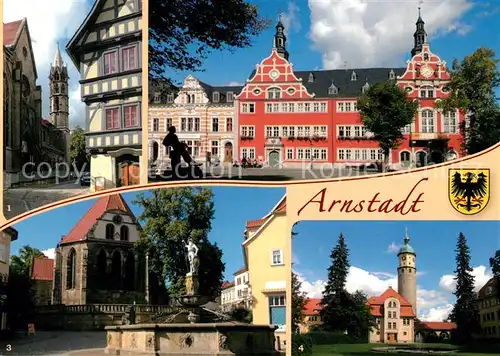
420, 109, 436, 133
271, 249, 283, 266
443, 110, 458, 133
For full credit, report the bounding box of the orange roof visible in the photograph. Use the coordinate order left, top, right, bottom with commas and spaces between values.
366, 287, 416, 318
419, 321, 457, 331
60, 194, 133, 245
233, 266, 247, 276
304, 298, 322, 315
221, 281, 235, 290
31, 257, 54, 281
3, 19, 23, 46
246, 218, 266, 228
245, 196, 286, 229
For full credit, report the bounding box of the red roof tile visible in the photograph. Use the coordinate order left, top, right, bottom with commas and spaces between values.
3, 19, 24, 47
366, 287, 416, 318
31, 257, 54, 281
233, 267, 247, 276
419, 321, 457, 330
221, 281, 235, 290
304, 298, 322, 315
246, 218, 266, 228
245, 196, 286, 229
60, 194, 133, 244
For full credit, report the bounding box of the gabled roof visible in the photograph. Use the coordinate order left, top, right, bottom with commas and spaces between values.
31, 257, 54, 281
304, 298, 322, 316
59, 194, 134, 245
477, 277, 497, 300
233, 267, 247, 276
419, 321, 456, 331
366, 287, 415, 318
245, 195, 286, 230
221, 281, 235, 290
3, 19, 23, 46
247, 67, 406, 98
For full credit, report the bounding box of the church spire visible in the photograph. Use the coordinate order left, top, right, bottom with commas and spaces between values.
411, 2, 428, 57
53, 42, 64, 68
273, 14, 289, 60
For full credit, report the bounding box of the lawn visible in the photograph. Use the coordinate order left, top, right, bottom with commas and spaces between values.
312, 343, 498, 356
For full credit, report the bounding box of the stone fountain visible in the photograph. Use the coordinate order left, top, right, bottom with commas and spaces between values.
105, 239, 280, 355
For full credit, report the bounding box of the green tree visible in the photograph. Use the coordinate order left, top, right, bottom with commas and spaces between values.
10, 245, 45, 277
231, 307, 252, 323
357, 80, 419, 172
291, 271, 307, 332
149, 0, 270, 82
348, 290, 376, 338
134, 187, 224, 300
70, 126, 90, 171
438, 47, 500, 154
449, 232, 481, 343
489, 250, 500, 297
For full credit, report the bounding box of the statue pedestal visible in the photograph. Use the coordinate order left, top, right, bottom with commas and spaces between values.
185, 272, 199, 296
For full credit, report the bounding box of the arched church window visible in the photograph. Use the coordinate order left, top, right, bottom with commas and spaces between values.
66, 248, 76, 289
111, 250, 122, 290
106, 223, 115, 239
97, 249, 108, 289
125, 251, 135, 290
4, 76, 10, 147
351, 71, 357, 81
120, 225, 129, 241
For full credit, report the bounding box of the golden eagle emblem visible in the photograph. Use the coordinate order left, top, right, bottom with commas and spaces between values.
448, 169, 490, 215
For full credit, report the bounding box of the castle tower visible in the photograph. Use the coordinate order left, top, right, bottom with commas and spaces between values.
411, 5, 428, 57
397, 228, 417, 316
49, 44, 71, 164
273, 14, 289, 60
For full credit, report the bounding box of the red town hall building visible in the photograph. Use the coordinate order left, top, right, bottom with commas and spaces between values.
235, 12, 463, 168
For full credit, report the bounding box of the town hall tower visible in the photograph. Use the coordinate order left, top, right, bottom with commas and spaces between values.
397, 229, 417, 316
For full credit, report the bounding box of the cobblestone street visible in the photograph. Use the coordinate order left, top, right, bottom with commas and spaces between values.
3, 331, 106, 355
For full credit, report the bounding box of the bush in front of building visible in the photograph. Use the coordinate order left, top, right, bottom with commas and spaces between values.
306, 330, 366, 345
292, 333, 313, 356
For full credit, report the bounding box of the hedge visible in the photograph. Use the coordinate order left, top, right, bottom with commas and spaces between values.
306, 331, 366, 345
292, 333, 313, 356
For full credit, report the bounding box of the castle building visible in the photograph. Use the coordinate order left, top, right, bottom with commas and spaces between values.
51, 194, 147, 305
397, 230, 418, 317
66, 0, 143, 191
148, 75, 240, 169
3, 19, 68, 187
235, 10, 462, 168
476, 277, 500, 338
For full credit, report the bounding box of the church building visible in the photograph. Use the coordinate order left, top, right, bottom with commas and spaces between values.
3, 18, 68, 187
51, 194, 148, 305
66, 0, 143, 191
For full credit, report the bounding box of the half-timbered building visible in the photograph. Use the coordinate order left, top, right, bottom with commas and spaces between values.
236, 11, 463, 169
66, 0, 143, 191
148, 75, 240, 170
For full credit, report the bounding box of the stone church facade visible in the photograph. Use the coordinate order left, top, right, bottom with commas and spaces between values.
52, 194, 148, 305
3, 18, 69, 187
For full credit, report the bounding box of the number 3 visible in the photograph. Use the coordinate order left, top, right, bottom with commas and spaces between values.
6, 344, 12, 351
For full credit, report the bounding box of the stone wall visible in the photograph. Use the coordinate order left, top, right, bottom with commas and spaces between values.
33, 304, 174, 331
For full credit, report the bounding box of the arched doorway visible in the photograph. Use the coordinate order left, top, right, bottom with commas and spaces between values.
268, 150, 280, 167
430, 150, 443, 164
152, 141, 159, 161
224, 142, 233, 163
400, 151, 410, 168
416, 151, 427, 167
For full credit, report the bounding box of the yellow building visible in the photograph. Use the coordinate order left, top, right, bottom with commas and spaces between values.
299, 298, 323, 333
477, 277, 500, 338
148, 75, 240, 171
0, 227, 18, 330
243, 195, 287, 351
66, 0, 143, 191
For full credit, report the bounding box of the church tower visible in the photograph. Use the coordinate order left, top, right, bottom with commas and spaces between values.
411, 6, 428, 57
397, 229, 417, 316
273, 15, 289, 60
49, 44, 70, 163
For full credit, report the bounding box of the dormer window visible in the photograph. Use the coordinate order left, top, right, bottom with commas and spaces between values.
328, 83, 338, 95
389, 70, 395, 80
308, 73, 315, 83
267, 88, 281, 99
153, 92, 161, 103
167, 93, 174, 103
213, 92, 220, 102
351, 71, 357, 81
227, 92, 234, 102
362, 82, 370, 94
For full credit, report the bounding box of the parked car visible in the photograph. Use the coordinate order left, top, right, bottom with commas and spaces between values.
80, 172, 91, 186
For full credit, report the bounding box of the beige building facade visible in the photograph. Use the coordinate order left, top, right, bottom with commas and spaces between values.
477, 277, 500, 338
0, 227, 18, 330
148, 75, 240, 170
66, 0, 143, 191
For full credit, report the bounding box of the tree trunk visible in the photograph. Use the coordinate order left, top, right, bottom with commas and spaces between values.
382, 149, 390, 173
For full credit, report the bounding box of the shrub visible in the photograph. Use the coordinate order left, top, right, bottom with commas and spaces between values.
292, 333, 313, 356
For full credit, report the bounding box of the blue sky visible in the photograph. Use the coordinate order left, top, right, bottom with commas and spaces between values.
293, 220, 499, 321
10, 187, 285, 281
166, 0, 500, 89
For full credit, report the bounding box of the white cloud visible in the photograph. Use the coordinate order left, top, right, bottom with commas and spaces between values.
297, 264, 492, 322
41, 248, 55, 259
227, 81, 244, 86
439, 265, 492, 293
308, 0, 474, 69
280, 2, 302, 37
387, 242, 401, 253
4, 0, 88, 128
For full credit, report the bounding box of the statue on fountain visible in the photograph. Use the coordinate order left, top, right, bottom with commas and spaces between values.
185, 238, 199, 275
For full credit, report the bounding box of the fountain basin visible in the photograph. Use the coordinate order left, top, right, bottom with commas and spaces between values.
105, 322, 280, 355
372, 346, 458, 354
